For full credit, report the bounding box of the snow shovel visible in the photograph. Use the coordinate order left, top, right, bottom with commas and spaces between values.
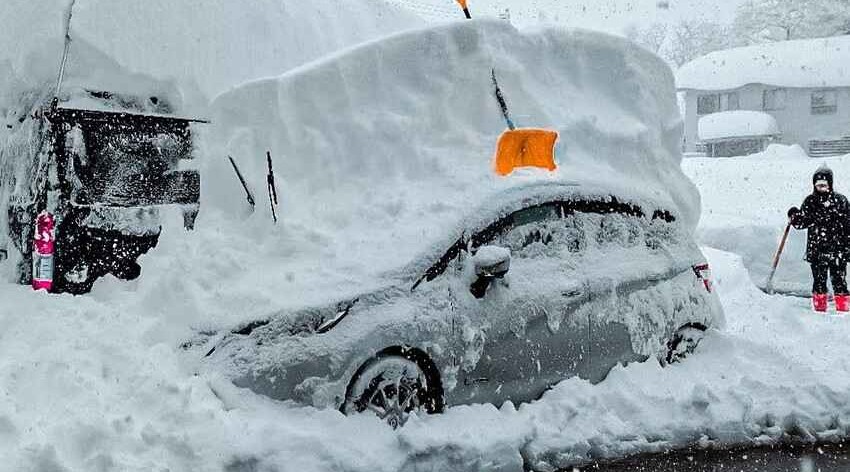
490, 69, 558, 176
765, 222, 792, 295
455, 0, 472, 19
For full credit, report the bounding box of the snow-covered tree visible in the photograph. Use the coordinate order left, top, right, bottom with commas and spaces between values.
627, 20, 731, 67
733, 0, 850, 43
625, 22, 668, 57
665, 20, 732, 67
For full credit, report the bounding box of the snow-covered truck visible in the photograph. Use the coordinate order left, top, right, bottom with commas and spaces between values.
0, 83, 203, 294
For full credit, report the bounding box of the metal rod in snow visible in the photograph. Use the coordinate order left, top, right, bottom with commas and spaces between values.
54, 0, 77, 108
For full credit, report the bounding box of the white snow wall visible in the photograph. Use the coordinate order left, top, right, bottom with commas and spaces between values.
209, 20, 699, 239
0, 0, 424, 100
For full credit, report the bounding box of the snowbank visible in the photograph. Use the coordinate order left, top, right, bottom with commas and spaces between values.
698, 110, 779, 142
677, 35, 850, 91
682, 148, 850, 295
0, 0, 423, 100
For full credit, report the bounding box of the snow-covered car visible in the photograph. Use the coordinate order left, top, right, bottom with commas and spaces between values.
188, 21, 724, 427
196, 184, 719, 427
0, 62, 203, 293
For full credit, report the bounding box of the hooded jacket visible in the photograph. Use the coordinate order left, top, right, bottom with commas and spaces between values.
791, 167, 850, 263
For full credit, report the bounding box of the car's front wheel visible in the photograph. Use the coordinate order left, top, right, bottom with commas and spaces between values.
342, 351, 442, 428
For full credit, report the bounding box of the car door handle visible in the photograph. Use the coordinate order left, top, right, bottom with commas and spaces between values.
463, 377, 489, 385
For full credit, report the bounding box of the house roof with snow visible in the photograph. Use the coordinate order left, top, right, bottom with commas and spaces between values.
698, 111, 780, 142
677, 35, 850, 91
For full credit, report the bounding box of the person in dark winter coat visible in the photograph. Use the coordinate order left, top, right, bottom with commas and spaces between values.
788, 166, 850, 313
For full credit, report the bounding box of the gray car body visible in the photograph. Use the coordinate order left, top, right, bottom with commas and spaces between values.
195, 187, 723, 411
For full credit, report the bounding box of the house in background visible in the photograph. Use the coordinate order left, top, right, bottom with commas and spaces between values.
677, 36, 850, 157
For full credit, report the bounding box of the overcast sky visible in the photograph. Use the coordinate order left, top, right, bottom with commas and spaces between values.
389, 0, 745, 35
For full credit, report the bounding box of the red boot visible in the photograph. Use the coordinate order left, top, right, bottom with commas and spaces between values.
813, 293, 829, 313
835, 294, 850, 313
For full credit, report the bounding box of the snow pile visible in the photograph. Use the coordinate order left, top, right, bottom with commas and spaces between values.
197, 19, 696, 325
677, 35, 850, 91
683, 149, 850, 295
760, 143, 809, 160
0, 0, 423, 101
698, 110, 780, 141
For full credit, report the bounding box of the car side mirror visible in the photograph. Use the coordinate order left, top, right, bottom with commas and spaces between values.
470, 246, 511, 299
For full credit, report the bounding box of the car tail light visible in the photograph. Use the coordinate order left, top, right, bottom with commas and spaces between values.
692, 263, 712, 293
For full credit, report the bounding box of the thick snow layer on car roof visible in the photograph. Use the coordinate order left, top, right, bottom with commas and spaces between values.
196, 20, 699, 315
0, 0, 423, 100
677, 35, 850, 91
698, 110, 780, 142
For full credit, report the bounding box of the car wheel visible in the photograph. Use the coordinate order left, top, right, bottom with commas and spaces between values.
663, 325, 706, 365
343, 353, 441, 429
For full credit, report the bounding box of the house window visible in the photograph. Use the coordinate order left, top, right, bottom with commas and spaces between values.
698, 92, 738, 115
697, 94, 718, 115
812, 90, 838, 115
763, 88, 787, 110
720, 92, 739, 111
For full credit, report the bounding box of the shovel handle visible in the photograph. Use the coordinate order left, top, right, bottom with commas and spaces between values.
455, 0, 472, 18
765, 222, 792, 293
771, 222, 792, 270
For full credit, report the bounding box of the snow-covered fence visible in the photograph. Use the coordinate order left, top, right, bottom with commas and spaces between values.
809, 136, 850, 157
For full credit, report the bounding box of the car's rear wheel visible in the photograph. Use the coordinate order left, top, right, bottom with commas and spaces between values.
342, 352, 442, 428
663, 324, 707, 365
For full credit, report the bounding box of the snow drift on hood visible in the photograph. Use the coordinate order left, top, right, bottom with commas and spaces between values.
201, 20, 697, 307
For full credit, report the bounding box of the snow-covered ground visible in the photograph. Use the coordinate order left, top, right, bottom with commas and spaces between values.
5, 233, 850, 471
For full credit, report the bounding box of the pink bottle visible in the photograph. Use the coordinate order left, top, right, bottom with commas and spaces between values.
32, 211, 55, 292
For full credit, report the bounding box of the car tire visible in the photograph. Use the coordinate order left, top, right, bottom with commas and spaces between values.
342, 349, 443, 428
663, 324, 707, 365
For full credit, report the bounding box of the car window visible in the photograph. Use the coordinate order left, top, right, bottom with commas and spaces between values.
412, 198, 677, 289
477, 203, 563, 258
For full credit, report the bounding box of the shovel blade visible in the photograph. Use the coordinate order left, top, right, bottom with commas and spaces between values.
493, 128, 558, 176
